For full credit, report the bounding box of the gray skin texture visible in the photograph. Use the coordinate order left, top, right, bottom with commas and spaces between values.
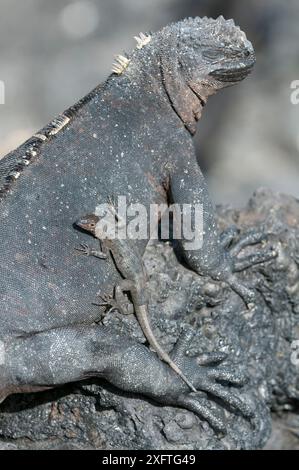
0, 16, 276, 435
0, 189, 298, 450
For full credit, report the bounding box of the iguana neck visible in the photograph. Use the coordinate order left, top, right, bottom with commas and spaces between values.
105, 52, 206, 136
158, 59, 206, 136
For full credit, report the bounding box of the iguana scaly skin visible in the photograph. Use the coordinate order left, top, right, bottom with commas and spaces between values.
0, 17, 276, 432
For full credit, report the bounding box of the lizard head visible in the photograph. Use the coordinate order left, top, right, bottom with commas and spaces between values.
76, 214, 100, 235
159, 16, 255, 134
177, 16, 255, 89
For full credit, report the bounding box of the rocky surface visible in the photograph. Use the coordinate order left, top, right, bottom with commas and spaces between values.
0, 189, 298, 449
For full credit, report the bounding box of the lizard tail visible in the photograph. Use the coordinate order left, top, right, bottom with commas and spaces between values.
136, 305, 197, 393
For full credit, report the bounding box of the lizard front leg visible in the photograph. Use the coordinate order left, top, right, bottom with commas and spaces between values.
75, 241, 108, 259
169, 154, 277, 308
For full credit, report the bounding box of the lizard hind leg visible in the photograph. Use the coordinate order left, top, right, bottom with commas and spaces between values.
114, 282, 135, 315
95, 287, 134, 321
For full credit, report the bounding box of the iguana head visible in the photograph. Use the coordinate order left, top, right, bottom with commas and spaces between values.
176, 16, 255, 86
157, 16, 256, 134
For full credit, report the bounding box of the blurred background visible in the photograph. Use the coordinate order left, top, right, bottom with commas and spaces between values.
0, 0, 298, 206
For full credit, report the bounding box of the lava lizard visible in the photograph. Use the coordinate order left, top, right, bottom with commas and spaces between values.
76, 201, 198, 392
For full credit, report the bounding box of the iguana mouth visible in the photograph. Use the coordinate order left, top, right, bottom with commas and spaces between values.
210, 62, 255, 83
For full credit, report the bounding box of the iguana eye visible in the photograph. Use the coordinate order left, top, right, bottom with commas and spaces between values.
202, 48, 223, 60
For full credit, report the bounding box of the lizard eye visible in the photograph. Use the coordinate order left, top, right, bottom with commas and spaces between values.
202, 48, 224, 60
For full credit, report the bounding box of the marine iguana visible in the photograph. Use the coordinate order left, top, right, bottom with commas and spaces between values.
0, 16, 276, 432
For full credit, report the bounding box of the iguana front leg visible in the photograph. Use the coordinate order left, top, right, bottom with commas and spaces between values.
1, 325, 253, 434
169, 155, 277, 308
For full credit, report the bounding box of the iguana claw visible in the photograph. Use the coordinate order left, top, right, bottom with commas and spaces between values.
220, 228, 277, 308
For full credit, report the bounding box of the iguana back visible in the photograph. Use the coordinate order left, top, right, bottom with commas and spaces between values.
0, 72, 189, 337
